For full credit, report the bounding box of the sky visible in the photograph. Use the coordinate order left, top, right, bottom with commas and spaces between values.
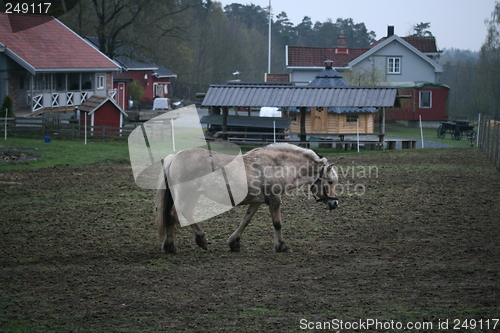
216, 0, 497, 51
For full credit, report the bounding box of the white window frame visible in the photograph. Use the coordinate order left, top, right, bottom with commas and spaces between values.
96, 74, 105, 90
387, 57, 401, 74
419, 91, 432, 108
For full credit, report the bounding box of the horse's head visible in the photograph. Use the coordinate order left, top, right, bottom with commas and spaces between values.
311, 164, 339, 210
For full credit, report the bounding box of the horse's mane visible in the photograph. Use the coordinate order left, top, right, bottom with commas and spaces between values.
261, 143, 327, 164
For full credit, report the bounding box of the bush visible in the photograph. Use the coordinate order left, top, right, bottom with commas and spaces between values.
1, 95, 15, 118
127, 81, 144, 102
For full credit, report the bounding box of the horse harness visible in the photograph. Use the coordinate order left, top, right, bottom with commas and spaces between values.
311, 165, 338, 203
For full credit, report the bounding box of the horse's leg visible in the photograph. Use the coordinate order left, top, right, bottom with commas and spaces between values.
179, 192, 208, 250
227, 202, 261, 252
269, 197, 292, 253
162, 214, 178, 254
190, 223, 208, 250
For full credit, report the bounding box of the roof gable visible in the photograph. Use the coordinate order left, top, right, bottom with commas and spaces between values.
79, 95, 127, 116
287, 35, 440, 70
348, 35, 443, 72
0, 13, 119, 74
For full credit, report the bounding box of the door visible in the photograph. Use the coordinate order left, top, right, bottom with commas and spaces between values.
311, 107, 328, 133
117, 82, 126, 110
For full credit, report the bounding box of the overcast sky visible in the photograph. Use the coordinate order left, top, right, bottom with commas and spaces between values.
216, 0, 497, 51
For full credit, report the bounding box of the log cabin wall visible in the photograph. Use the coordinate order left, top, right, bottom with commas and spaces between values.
290, 112, 375, 134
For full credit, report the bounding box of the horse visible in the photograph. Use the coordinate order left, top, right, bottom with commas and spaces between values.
155, 143, 339, 253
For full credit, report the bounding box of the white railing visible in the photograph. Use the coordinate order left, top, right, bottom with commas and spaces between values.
33, 94, 43, 112
28, 91, 95, 112
51, 93, 59, 107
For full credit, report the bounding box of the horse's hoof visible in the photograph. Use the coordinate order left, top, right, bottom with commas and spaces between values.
195, 234, 208, 250
275, 243, 292, 253
228, 238, 241, 252
162, 243, 178, 254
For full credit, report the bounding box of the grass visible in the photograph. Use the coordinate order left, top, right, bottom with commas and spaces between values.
385, 123, 474, 148
0, 137, 130, 170
0, 123, 476, 171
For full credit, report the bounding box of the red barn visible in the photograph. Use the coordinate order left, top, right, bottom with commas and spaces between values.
78, 95, 127, 136
385, 82, 450, 122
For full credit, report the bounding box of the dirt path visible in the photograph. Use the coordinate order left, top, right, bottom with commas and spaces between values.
1, 148, 499, 332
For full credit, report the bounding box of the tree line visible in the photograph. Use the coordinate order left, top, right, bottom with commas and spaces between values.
61, 0, 375, 99
439, 1, 500, 119
60, 0, 500, 119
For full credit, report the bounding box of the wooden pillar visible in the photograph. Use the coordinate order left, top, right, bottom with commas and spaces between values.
299, 107, 307, 144
379, 107, 386, 135
379, 107, 386, 149
222, 106, 228, 140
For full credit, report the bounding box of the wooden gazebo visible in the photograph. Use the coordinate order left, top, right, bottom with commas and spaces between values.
202, 85, 398, 143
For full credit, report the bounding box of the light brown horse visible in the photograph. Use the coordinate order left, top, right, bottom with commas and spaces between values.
156, 143, 339, 253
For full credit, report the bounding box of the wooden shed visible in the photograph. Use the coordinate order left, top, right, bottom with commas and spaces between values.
288, 107, 377, 134
384, 81, 450, 122
78, 95, 127, 136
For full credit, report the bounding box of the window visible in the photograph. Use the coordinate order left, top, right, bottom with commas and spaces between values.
387, 57, 401, 74
346, 114, 358, 122
419, 91, 432, 108
97, 75, 105, 90
82, 73, 94, 90
34, 74, 54, 91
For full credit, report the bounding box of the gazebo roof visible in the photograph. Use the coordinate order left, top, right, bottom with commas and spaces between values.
202, 85, 398, 108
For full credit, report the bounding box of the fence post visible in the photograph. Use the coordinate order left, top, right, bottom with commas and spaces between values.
493, 121, 499, 168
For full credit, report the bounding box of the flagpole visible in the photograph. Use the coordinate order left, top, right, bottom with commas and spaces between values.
268, 0, 271, 74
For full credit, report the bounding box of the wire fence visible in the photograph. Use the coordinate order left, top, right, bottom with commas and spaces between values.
478, 114, 500, 170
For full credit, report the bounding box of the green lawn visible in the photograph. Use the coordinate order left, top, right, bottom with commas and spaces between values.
385, 123, 474, 148
0, 137, 130, 170
0, 122, 477, 170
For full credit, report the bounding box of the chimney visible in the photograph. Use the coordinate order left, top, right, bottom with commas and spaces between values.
336, 30, 348, 54
387, 25, 394, 37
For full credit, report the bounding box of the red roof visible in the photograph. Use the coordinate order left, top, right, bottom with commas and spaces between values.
0, 13, 119, 71
287, 46, 370, 67
401, 37, 438, 53
288, 36, 439, 67
370, 36, 439, 53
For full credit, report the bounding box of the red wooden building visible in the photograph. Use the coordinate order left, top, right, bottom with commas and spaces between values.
85, 37, 177, 109
385, 82, 450, 122
78, 95, 127, 135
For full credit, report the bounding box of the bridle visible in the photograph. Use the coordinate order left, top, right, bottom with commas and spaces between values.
311, 165, 338, 203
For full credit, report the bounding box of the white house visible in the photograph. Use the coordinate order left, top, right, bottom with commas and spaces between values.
286, 26, 443, 87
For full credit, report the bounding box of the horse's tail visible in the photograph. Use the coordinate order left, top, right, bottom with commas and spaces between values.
156, 155, 177, 242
